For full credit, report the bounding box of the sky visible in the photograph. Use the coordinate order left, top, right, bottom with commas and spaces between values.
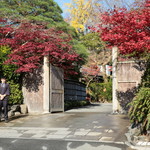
54, 0, 71, 10
54, 0, 71, 16
54, 0, 136, 17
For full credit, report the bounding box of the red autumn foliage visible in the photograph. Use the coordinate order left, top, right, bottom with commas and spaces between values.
94, 0, 150, 56
81, 54, 100, 77
80, 54, 101, 86
0, 22, 81, 74
81, 64, 100, 76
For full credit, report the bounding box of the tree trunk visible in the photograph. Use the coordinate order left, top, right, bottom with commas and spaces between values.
101, 65, 108, 82
86, 76, 95, 89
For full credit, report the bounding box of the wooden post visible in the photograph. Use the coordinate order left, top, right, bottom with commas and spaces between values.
43, 56, 50, 113
112, 46, 119, 113
49, 64, 52, 113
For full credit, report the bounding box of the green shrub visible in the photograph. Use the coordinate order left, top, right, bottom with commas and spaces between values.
128, 87, 150, 134
8, 81, 23, 105
141, 59, 150, 88
0, 46, 23, 105
128, 58, 150, 134
89, 82, 112, 102
64, 100, 90, 110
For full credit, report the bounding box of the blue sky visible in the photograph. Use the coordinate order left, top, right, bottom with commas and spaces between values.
54, 0, 71, 10
54, 0, 71, 17
54, 0, 136, 17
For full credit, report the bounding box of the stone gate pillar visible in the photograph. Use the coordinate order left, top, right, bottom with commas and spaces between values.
112, 46, 120, 113
43, 56, 50, 113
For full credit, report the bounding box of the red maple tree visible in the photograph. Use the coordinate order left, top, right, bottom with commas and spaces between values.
81, 55, 101, 87
0, 21, 81, 75
94, 0, 150, 56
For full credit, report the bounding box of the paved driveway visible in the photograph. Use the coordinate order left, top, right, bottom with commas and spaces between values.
0, 103, 130, 144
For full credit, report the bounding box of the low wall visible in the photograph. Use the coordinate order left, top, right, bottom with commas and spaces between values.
64, 80, 86, 101
117, 61, 145, 110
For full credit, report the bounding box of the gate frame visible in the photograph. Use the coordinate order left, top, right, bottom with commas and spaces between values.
43, 56, 50, 113
49, 64, 64, 113
112, 46, 119, 113
43, 56, 64, 113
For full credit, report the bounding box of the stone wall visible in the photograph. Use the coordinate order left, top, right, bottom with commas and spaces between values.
117, 61, 145, 111
22, 67, 44, 113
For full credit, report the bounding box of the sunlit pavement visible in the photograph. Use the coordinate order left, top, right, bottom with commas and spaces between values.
0, 103, 137, 150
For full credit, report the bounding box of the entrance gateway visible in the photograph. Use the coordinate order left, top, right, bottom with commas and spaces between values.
43, 56, 64, 113
112, 47, 145, 113
22, 56, 64, 113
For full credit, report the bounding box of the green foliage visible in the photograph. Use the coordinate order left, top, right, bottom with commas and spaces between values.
0, 46, 23, 104
66, 39, 88, 80
80, 32, 105, 53
0, 46, 10, 63
141, 58, 150, 88
54, 24, 79, 39
128, 88, 150, 133
89, 82, 112, 102
0, 0, 88, 80
8, 81, 23, 105
0, 46, 20, 81
0, 0, 80, 40
71, 39, 88, 59
0, 0, 89, 76
128, 57, 150, 134
0, 0, 64, 27
64, 100, 90, 111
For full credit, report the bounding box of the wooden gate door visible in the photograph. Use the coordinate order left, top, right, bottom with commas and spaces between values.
50, 65, 64, 112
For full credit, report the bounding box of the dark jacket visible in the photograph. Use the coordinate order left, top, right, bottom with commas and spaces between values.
0, 83, 10, 100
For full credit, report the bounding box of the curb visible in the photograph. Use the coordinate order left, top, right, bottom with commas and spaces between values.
125, 132, 150, 149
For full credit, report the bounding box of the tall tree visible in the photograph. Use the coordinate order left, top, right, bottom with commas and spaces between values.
65, 0, 143, 33
0, 21, 81, 76
81, 32, 111, 82
0, 0, 89, 79
81, 55, 101, 88
0, 0, 80, 38
65, 0, 101, 33
94, 0, 150, 57
0, 0, 64, 27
